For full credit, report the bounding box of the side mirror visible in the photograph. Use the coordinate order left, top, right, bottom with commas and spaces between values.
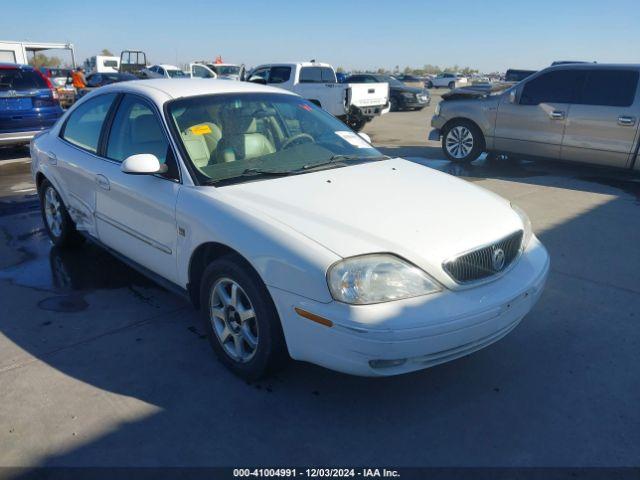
357, 132, 372, 144
508, 89, 517, 104
121, 154, 167, 175
248, 76, 267, 85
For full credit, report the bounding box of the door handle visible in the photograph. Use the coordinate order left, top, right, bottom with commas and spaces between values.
618, 115, 636, 126
549, 110, 565, 120
95, 174, 110, 190
46, 151, 57, 165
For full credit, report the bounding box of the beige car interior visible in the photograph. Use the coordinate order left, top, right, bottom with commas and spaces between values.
178, 104, 289, 171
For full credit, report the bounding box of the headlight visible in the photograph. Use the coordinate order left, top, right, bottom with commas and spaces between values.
327, 254, 440, 305
511, 203, 533, 249
434, 103, 441, 116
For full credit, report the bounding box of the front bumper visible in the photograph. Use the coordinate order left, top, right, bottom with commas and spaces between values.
269, 237, 550, 376
429, 113, 447, 141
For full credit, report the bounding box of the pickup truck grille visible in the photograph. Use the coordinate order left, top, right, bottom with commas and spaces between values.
443, 230, 523, 284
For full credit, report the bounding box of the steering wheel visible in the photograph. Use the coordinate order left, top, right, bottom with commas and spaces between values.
281, 133, 315, 150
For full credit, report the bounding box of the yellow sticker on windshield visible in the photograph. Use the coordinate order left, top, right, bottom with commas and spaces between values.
189, 124, 212, 135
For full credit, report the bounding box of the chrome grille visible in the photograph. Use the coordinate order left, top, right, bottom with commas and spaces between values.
443, 230, 523, 284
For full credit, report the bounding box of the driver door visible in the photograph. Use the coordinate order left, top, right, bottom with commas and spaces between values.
494, 69, 582, 159
95, 93, 181, 283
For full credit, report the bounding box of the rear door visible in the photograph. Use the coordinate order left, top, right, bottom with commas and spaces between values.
494, 69, 581, 159
561, 69, 640, 168
293, 66, 346, 116
56, 93, 119, 236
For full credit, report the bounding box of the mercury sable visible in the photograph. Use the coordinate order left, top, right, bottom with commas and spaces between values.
30, 79, 550, 379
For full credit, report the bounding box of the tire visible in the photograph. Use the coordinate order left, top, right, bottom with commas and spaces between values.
426, 81, 433, 89
39, 179, 84, 248
345, 115, 366, 131
448, 81, 455, 89
199, 254, 288, 380
442, 120, 484, 163
389, 97, 399, 112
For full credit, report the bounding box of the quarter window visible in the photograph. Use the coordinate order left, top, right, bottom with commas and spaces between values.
62, 93, 117, 153
520, 70, 583, 105
578, 70, 638, 107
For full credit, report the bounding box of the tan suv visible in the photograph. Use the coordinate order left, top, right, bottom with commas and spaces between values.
429, 64, 640, 171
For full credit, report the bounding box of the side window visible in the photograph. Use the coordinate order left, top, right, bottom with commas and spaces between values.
268, 66, 291, 84
320, 67, 336, 83
363, 76, 377, 83
520, 70, 583, 105
249, 67, 269, 82
106, 95, 177, 179
347, 76, 363, 83
299, 67, 323, 83
578, 70, 639, 107
192, 65, 213, 78
157, 67, 165, 76
62, 93, 117, 153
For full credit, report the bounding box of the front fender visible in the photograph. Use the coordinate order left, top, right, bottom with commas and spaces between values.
176, 186, 340, 303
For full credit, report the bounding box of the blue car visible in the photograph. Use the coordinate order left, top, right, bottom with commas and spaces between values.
0, 63, 64, 147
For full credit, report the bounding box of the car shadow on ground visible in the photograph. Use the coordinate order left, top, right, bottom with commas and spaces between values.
1, 155, 639, 469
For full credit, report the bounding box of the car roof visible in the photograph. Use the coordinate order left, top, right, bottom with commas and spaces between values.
92, 78, 298, 103
156, 64, 181, 70
546, 63, 640, 70
254, 62, 333, 69
0, 63, 34, 70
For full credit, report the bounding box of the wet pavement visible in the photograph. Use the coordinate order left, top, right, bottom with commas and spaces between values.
1, 117, 640, 469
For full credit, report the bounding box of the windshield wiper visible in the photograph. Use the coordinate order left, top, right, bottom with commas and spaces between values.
301, 154, 389, 171
202, 168, 292, 186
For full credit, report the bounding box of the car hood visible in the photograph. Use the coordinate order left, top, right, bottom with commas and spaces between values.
441, 83, 511, 100
392, 85, 426, 95
219, 158, 523, 287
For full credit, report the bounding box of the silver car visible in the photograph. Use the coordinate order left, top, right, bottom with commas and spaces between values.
430, 64, 640, 171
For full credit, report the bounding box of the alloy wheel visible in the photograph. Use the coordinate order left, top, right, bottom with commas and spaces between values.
445, 126, 474, 159
44, 186, 63, 238
209, 278, 259, 363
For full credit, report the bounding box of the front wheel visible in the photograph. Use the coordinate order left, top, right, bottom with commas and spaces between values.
199, 255, 288, 380
442, 121, 484, 163
448, 81, 456, 89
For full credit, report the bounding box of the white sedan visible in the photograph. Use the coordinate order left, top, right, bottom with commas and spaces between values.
31, 79, 550, 379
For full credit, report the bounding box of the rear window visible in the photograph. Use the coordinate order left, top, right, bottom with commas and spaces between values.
0, 69, 48, 91
299, 67, 336, 83
578, 70, 638, 107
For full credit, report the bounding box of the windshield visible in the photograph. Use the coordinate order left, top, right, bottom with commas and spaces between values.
167, 69, 187, 78
167, 93, 385, 186
212, 65, 241, 76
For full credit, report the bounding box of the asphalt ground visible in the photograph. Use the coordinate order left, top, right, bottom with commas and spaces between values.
0, 90, 639, 469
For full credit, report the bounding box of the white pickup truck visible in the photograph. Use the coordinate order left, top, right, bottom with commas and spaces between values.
247, 62, 389, 130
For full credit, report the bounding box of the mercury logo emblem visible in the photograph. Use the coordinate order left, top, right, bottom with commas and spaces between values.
492, 247, 506, 271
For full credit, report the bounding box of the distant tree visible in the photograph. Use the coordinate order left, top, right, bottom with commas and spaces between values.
376, 67, 386, 74
29, 53, 61, 68
403, 66, 412, 74
336, 66, 345, 73
100, 49, 114, 56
